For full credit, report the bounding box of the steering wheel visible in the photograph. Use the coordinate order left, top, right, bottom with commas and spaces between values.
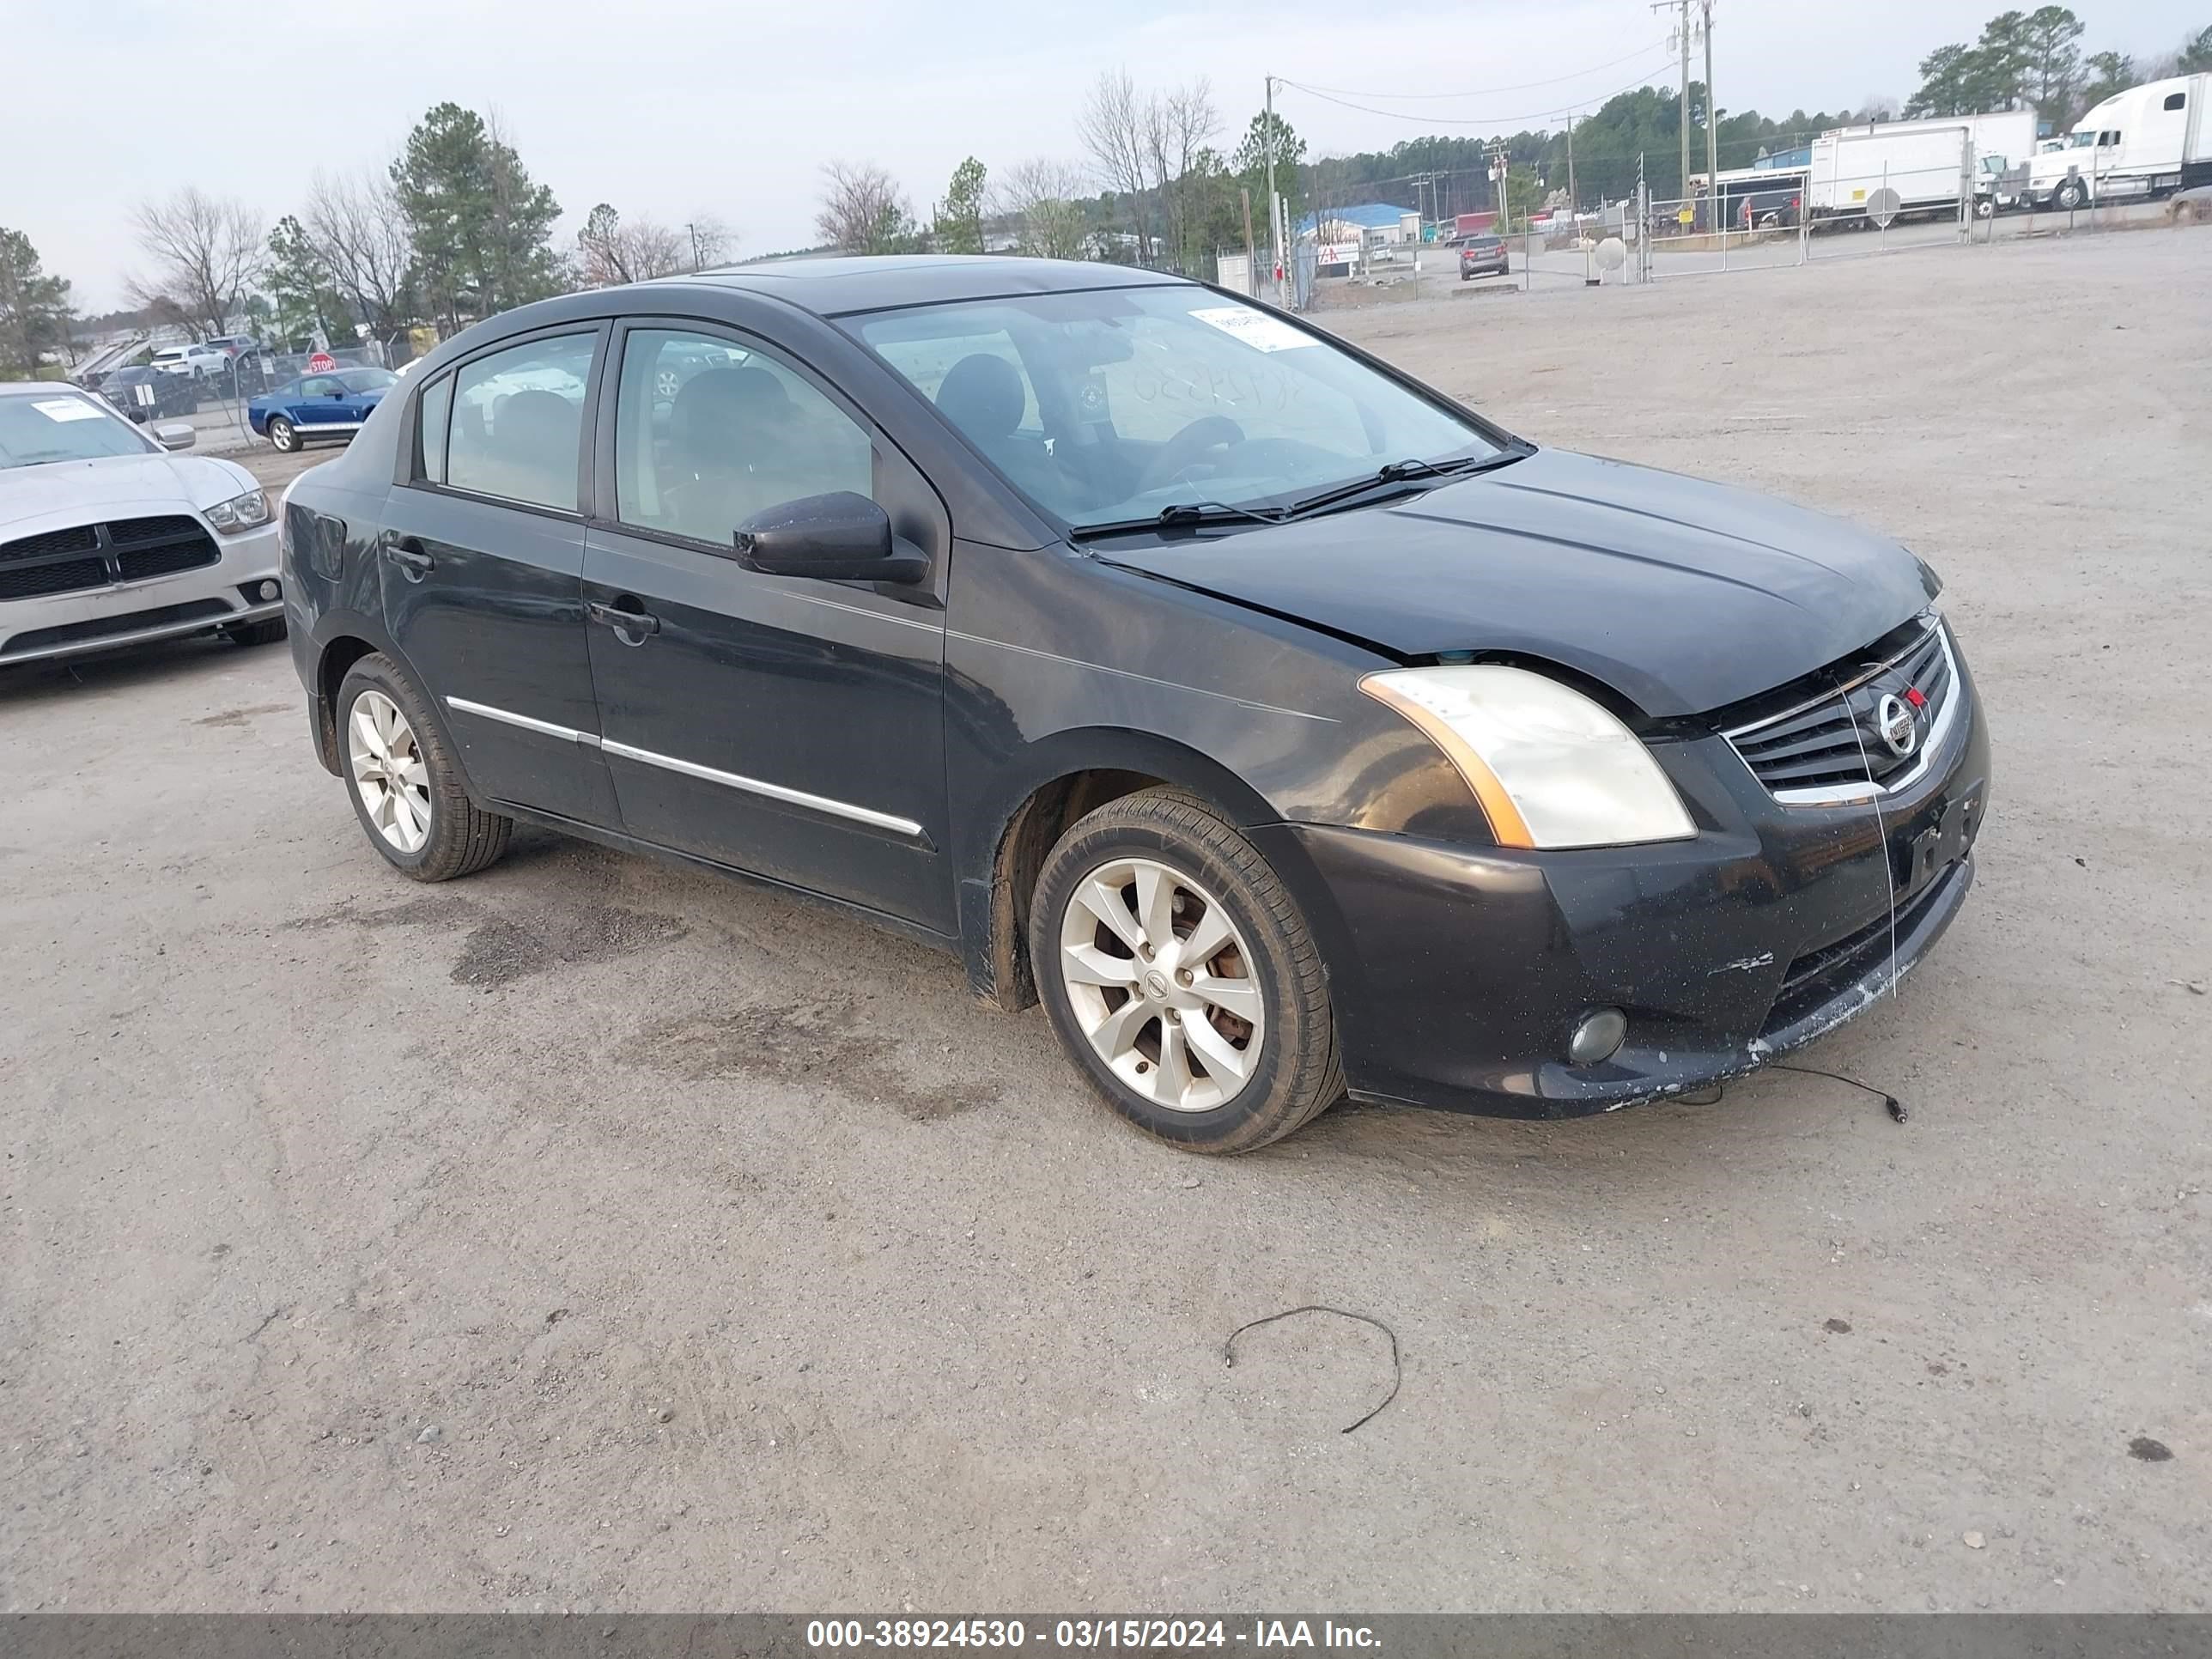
1133, 416, 1246, 495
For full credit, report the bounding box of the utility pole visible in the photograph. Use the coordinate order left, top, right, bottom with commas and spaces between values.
1567, 114, 1578, 221
1487, 141, 1511, 226
1240, 186, 1258, 298
1264, 74, 1283, 306
1701, 0, 1717, 228
1653, 0, 1690, 205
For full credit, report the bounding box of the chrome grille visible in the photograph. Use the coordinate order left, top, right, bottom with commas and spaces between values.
1724, 619, 1960, 805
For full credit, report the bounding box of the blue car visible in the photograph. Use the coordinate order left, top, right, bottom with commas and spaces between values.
248, 367, 399, 453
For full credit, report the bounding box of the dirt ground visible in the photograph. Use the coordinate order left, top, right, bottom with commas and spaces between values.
3, 230, 2208, 1613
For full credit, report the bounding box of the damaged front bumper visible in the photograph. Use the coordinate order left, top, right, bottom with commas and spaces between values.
1255, 666, 1991, 1120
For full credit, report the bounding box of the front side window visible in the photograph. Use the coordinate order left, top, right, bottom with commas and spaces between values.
0, 391, 154, 468
296, 376, 343, 398
854, 286, 1498, 529
338, 368, 398, 393
611, 328, 872, 547
2165, 92, 2186, 112
447, 332, 597, 512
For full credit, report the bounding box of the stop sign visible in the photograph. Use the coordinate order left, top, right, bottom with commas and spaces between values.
306, 351, 337, 373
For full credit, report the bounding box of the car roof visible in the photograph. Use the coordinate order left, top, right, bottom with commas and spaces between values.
640, 254, 1194, 317
2, 380, 96, 396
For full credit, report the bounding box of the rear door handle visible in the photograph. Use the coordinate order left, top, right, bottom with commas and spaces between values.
586, 599, 660, 641
380, 534, 434, 579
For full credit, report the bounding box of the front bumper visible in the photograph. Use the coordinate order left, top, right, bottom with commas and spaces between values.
0, 520, 283, 667
1259, 654, 1991, 1119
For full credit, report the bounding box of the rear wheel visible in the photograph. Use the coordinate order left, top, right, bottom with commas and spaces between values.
268, 416, 298, 453
337, 654, 512, 881
1030, 788, 1343, 1154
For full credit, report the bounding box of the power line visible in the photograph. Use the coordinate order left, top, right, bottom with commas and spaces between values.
1277, 57, 1680, 131
1290, 41, 1671, 101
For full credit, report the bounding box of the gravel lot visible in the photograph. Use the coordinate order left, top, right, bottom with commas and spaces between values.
3, 229, 2207, 1613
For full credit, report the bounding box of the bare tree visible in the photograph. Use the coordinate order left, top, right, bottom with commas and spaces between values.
304, 169, 413, 336
1079, 69, 1156, 263
994, 159, 1094, 261
684, 214, 736, 270
1146, 78, 1218, 273
815, 161, 916, 253
576, 204, 690, 286
128, 188, 262, 338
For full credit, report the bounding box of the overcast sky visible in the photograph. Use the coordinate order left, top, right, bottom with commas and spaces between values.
9, 0, 2201, 311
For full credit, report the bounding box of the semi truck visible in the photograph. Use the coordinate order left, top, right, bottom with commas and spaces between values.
1806, 111, 2039, 224
2023, 74, 2211, 209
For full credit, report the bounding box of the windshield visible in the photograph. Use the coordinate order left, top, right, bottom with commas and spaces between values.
854, 285, 1502, 528
2069, 130, 2098, 147
337, 368, 398, 392
0, 392, 155, 468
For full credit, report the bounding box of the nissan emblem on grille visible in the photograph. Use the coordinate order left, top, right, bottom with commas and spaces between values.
1876, 692, 1919, 757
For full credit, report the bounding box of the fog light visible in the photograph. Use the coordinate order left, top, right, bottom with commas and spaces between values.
1568, 1007, 1627, 1066
256, 580, 280, 602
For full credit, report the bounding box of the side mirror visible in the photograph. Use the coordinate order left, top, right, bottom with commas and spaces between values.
328, 387, 348, 399
153, 422, 196, 451
734, 491, 927, 585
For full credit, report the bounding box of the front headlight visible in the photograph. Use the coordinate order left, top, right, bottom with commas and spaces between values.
204, 488, 270, 534
1360, 665, 1696, 850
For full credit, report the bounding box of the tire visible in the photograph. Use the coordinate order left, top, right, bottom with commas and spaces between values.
336, 653, 512, 882
1030, 787, 1343, 1154
268, 416, 298, 453
221, 617, 287, 647
1974, 198, 1995, 220
2054, 178, 2087, 212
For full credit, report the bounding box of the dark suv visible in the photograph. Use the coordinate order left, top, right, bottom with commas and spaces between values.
280, 257, 1987, 1153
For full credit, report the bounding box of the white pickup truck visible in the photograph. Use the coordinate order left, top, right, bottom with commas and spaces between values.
2026, 74, 2211, 209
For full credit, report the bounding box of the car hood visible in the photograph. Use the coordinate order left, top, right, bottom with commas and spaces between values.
0, 452, 258, 539
1090, 447, 1936, 717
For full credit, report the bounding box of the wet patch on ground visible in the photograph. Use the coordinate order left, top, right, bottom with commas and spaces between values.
450, 903, 688, 988
193, 702, 293, 728
628, 999, 996, 1122
283, 892, 686, 988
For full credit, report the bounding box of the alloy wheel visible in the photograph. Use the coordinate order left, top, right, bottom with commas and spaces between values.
348, 690, 432, 854
1056, 857, 1266, 1112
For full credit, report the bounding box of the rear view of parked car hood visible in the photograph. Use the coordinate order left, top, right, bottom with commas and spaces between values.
1093, 447, 1936, 718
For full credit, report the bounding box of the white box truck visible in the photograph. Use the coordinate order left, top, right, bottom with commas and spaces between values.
1807, 111, 2040, 225
2024, 74, 2211, 210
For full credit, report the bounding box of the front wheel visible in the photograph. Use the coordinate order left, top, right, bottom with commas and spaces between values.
337, 653, 513, 881
2054, 178, 2087, 212
267, 416, 298, 453
1030, 788, 1343, 1153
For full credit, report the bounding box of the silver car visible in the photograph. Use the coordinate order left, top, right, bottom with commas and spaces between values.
0, 383, 283, 667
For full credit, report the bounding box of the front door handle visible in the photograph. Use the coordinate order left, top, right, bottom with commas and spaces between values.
586, 599, 660, 642
380, 534, 434, 580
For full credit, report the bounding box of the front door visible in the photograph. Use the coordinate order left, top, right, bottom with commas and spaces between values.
380, 326, 616, 826
580, 322, 952, 933
291, 375, 354, 434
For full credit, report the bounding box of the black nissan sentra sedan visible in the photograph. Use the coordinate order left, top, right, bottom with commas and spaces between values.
278, 256, 1988, 1153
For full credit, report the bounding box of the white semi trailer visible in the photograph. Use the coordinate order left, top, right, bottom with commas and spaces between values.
2024, 75, 2211, 209
1806, 111, 2039, 224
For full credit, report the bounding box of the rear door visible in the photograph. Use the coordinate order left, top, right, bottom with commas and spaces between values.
378, 325, 617, 825
579, 319, 953, 932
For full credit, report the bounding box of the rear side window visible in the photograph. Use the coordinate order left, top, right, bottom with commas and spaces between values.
446, 332, 597, 512
415, 373, 454, 484
2165, 92, 2186, 112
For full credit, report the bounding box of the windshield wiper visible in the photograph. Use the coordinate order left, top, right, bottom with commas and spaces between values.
1279, 449, 1526, 520
1071, 499, 1291, 539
